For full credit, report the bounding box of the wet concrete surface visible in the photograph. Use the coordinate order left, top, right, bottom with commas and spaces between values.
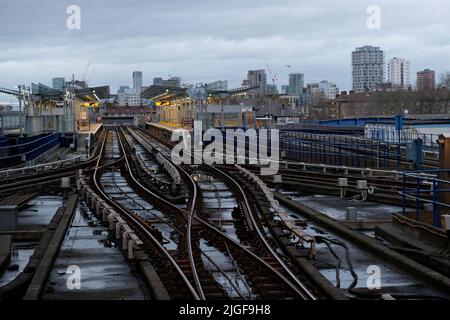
43, 203, 148, 300
17, 196, 63, 230
279, 191, 448, 299
0, 195, 62, 287
282, 192, 402, 221
0, 242, 36, 287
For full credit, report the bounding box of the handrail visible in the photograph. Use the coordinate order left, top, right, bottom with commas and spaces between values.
0, 133, 59, 150
0, 155, 82, 177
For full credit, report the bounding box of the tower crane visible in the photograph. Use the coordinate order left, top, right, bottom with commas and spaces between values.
265, 62, 279, 85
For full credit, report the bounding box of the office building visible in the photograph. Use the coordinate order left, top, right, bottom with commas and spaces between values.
132, 71, 143, 92
246, 69, 267, 95
153, 77, 163, 86
52, 77, 65, 90
206, 80, 228, 91
162, 76, 181, 88
288, 73, 304, 96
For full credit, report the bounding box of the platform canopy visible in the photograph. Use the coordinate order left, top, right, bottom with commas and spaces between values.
141, 85, 186, 100
75, 86, 110, 102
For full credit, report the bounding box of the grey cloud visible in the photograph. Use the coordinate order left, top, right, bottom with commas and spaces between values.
1, 0, 450, 101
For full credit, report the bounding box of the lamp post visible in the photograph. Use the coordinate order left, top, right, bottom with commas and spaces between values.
218, 92, 229, 131
14, 85, 25, 137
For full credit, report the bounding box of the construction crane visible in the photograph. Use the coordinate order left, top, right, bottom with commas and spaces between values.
264, 61, 279, 85
82, 62, 91, 86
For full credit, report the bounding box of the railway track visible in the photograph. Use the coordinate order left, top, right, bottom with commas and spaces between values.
0, 131, 108, 194
131, 127, 319, 300
136, 126, 450, 300
89, 129, 201, 300
231, 165, 435, 207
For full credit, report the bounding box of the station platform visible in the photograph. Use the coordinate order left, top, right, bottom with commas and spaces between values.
77, 123, 103, 135
43, 204, 147, 300
76, 123, 103, 152
146, 122, 189, 132
145, 122, 190, 144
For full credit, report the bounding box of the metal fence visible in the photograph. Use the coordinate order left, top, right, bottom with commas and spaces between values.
400, 169, 450, 228
280, 131, 405, 169
0, 133, 61, 168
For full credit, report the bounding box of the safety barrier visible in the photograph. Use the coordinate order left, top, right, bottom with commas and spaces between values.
279, 131, 440, 169
399, 169, 450, 228
0, 133, 61, 168
0, 154, 82, 179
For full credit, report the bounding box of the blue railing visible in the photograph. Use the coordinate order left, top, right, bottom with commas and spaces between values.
367, 128, 440, 149
0, 133, 61, 168
400, 169, 450, 228
280, 131, 404, 168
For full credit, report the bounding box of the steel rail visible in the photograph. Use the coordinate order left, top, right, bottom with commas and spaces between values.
206, 164, 318, 300
92, 129, 201, 300
133, 127, 318, 300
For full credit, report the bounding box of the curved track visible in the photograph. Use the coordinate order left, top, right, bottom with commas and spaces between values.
131, 127, 318, 300
90, 129, 201, 300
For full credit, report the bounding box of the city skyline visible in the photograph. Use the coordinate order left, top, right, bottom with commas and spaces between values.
1, 0, 450, 101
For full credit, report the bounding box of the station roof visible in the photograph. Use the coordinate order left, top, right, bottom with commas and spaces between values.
141, 85, 186, 100
142, 85, 261, 101
75, 86, 110, 102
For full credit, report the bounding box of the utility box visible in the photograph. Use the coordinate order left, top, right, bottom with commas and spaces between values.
61, 177, 71, 189
0, 206, 18, 232
337, 178, 349, 187
406, 138, 423, 169
356, 180, 368, 190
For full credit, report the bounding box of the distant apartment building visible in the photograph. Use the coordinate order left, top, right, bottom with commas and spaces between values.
153, 77, 163, 85
352, 45, 384, 92
299, 83, 319, 108
318, 80, 339, 100
387, 57, 410, 89
266, 84, 279, 95
206, 80, 228, 91
281, 85, 289, 94
417, 69, 435, 91
117, 87, 141, 106
288, 73, 304, 96
127, 92, 141, 106
246, 69, 267, 95
118, 86, 130, 93
52, 77, 65, 90
132, 71, 143, 92
162, 76, 181, 88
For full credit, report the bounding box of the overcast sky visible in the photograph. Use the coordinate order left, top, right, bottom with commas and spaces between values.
1, 0, 450, 102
